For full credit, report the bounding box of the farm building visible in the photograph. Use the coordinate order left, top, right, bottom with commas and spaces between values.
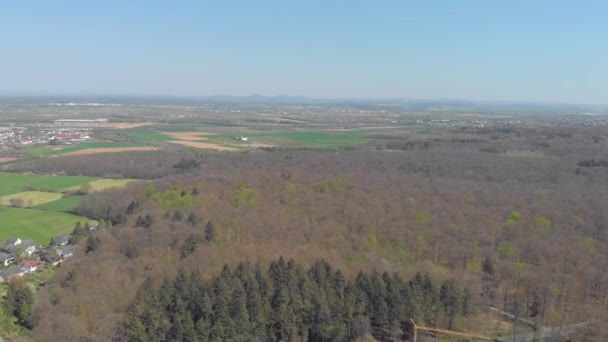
54, 119, 108, 126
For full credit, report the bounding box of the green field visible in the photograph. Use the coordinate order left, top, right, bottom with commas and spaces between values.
248, 131, 368, 149
0, 207, 89, 244
34, 196, 82, 212
0, 172, 96, 196
0, 191, 63, 207
121, 127, 368, 149
123, 129, 172, 142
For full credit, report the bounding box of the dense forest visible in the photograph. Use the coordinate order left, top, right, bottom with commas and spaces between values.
126, 259, 470, 341
12, 126, 608, 340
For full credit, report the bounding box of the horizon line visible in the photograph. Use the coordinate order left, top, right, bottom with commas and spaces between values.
0, 92, 607, 107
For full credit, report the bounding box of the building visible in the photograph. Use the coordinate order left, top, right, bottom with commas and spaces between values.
0, 266, 26, 282
21, 239, 37, 256
51, 234, 71, 247
2, 238, 36, 257
42, 253, 62, 266
56, 245, 77, 259
54, 119, 108, 126
0, 252, 15, 267
4, 237, 22, 247
21, 258, 43, 273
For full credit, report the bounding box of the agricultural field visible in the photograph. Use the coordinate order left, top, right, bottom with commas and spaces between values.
9, 124, 377, 158
63, 178, 136, 192
247, 130, 369, 148
34, 195, 82, 212
0, 207, 90, 244
125, 126, 370, 150
0, 172, 95, 196
0, 191, 63, 207
0, 172, 136, 242
21, 141, 151, 157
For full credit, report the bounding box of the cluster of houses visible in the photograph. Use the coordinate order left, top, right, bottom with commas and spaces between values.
0, 234, 78, 283
0, 126, 91, 147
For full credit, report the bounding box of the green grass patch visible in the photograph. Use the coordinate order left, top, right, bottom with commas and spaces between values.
249, 131, 368, 149
34, 196, 82, 212
0, 207, 90, 244
0, 191, 63, 207
0, 172, 96, 196
123, 129, 173, 142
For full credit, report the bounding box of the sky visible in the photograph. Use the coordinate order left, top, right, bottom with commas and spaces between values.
1, 1, 607, 104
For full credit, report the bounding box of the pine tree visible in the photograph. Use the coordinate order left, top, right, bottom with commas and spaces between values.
187, 211, 198, 226
439, 279, 461, 329
204, 221, 216, 243
4, 279, 34, 328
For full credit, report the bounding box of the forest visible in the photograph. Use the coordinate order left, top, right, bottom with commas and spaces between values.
126, 259, 470, 341
2, 124, 606, 341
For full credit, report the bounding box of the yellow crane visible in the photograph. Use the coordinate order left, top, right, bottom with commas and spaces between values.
410, 319, 494, 342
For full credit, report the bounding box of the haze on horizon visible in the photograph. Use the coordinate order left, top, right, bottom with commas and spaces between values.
1, 1, 607, 105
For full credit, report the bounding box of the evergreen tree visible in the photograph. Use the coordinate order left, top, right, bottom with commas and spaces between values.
187, 211, 198, 226
204, 221, 216, 243
172, 210, 184, 222
4, 279, 33, 328
439, 279, 461, 329
85, 235, 101, 254
180, 234, 199, 259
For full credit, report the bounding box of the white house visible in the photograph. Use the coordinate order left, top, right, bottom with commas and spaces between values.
4, 238, 22, 247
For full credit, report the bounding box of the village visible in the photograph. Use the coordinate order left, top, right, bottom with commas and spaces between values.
0, 220, 97, 283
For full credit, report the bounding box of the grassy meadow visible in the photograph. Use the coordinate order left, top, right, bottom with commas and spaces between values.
34, 196, 82, 212
0, 207, 89, 244
0, 172, 96, 195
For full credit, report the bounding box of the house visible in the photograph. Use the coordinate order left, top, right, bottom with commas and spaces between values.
20, 239, 37, 256
51, 234, 71, 246
0, 252, 15, 267
21, 258, 43, 273
89, 220, 99, 231
4, 237, 22, 247
0, 266, 26, 282
42, 253, 62, 266
3, 239, 37, 257
56, 245, 77, 259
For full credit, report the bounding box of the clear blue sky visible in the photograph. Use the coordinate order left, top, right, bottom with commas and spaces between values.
1, 1, 606, 104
